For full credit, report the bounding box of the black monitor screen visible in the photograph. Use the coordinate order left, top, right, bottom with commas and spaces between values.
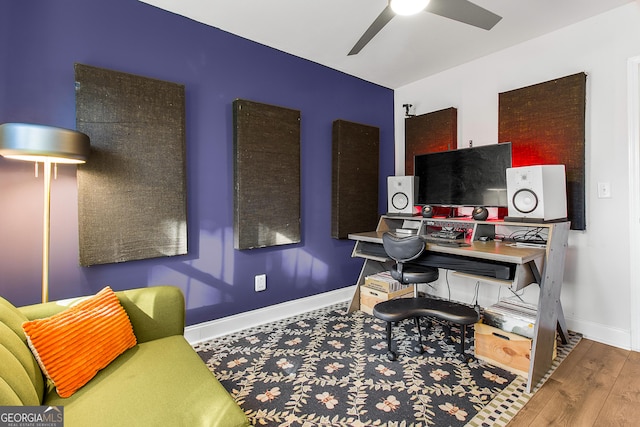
414, 143, 512, 207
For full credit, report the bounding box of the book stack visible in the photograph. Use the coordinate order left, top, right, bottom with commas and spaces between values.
364, 271, 406, 293
360, 271, 414, 315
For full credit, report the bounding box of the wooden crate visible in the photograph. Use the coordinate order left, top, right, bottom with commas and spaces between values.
359, 285, 414, 316
474, 322, 533, 377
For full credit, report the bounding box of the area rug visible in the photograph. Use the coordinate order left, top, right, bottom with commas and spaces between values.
195, 302, 581, 426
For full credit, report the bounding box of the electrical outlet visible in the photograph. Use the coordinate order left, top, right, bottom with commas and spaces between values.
597, 182, 611, 199
254, 274, 267, 292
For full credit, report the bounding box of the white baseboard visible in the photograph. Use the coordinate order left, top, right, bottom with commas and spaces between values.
186, 286, 631, 351
566, 316, 632, 350
185, 285, 357, 345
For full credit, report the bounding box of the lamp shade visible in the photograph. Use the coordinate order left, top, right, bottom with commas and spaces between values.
0, 123, 90, 164
390, 0, 430, 16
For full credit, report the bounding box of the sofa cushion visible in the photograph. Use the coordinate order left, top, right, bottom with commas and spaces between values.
0, 297, 44, 405
44, 335, 250, 427
19, 286, 186, 344
22, 287, 137, 398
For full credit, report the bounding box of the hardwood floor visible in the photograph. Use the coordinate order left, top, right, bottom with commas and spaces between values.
508, 339, 640, 426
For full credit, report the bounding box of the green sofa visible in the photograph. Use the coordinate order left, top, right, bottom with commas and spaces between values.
0, 286, 250, 427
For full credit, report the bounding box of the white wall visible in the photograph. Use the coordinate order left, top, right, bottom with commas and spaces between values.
394, 3, 640, 350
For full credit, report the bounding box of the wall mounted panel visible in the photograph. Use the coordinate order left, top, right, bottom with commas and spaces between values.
332, 119, 379, 239
499, 72, 586, 230
233, 99, 301, 250
75, 63, 187, 266
404, 107, 457, 175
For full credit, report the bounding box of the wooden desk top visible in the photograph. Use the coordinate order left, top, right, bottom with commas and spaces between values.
348, 231, 544, 265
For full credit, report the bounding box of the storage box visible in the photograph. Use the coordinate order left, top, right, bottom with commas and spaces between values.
359, 284, 414, 315
474, 322, 533, 378
364, 271, 404, 293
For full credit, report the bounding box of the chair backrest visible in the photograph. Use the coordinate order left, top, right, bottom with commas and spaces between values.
382, 232, 425, 263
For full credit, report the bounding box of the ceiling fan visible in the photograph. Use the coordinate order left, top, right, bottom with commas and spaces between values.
349, 0, 502, 55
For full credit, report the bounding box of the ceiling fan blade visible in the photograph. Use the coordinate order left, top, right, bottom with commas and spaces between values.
426, 0, 502, 30
348, 5, 396, 56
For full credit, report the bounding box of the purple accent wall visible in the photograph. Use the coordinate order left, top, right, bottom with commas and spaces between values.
0, 0, 394, 325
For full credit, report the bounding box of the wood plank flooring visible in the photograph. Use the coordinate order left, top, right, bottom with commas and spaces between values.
508, 339, 640, 426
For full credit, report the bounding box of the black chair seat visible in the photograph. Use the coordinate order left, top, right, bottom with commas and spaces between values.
373, 297, 480, 360
373, 297, 432, 322
373, 298, 479, 325
389, 265, 439, 284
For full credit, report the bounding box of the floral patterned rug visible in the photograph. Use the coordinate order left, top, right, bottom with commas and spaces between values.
194, 302, 580, 427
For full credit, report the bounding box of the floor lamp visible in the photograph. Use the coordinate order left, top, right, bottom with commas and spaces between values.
0, 123, 90, 303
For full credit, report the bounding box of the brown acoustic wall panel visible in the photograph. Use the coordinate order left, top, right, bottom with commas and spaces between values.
499, 72, 586, 230
332, 119, 379, 239
404, 107, 457, 175
233, 99, 301, 250
75, 64, 187, 266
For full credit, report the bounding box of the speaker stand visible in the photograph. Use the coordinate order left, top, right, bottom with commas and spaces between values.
386, 212, 421, 218
503, 216, 569, 223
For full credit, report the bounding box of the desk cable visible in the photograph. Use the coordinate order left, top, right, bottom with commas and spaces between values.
444, 270, 452, 300
472, 281, 482, 316
507, 227, 548, 245
444, 271, 482, 314
508, 288, 526, 302
495, 284, 527, 305
472, 281, 480, 306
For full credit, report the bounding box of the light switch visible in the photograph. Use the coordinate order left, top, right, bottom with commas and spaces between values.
597, 182, 611, 199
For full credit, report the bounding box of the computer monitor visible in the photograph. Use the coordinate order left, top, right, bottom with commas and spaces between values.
414, 143, 512, 208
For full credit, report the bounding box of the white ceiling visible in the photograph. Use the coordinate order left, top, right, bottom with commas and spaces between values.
139, 0, 634, 89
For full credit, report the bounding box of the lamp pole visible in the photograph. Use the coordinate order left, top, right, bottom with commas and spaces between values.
42, 159, 52, 303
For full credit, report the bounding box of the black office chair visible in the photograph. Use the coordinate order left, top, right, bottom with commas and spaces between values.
373, 232, 439, 361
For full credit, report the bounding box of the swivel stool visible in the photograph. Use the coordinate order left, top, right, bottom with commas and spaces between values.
373, 232, 438, 361
373, 232, 480, 361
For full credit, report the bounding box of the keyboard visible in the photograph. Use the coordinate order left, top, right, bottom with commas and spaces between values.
426, 230, 465, 241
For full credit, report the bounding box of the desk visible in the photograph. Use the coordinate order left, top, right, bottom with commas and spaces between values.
348, 215, 570, 393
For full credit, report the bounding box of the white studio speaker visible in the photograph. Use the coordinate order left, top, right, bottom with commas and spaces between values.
387, 176, 418, 215
506, 165, 568, 221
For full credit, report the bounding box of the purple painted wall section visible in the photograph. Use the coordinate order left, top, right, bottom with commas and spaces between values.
0, 0, 394, 325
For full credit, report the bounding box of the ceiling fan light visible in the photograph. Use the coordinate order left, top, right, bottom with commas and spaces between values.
390, 0, 430, 16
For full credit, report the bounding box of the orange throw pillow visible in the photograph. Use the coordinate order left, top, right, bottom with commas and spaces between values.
22, 286, 137, 398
